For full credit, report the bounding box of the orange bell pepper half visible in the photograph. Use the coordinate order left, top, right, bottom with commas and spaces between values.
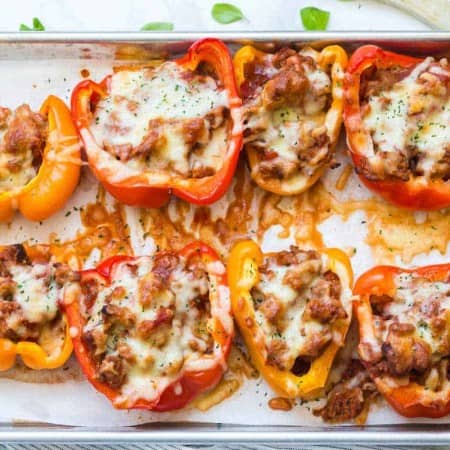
228, 240, 353, 399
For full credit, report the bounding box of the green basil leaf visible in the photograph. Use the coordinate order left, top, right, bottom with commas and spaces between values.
20, 17, 45, 31
140, 22, 174, 31
211, 3, 244, 24
32, 17, 45, 30
300, 6, 330, 31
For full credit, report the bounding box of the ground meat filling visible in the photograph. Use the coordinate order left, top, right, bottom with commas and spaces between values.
361, 272, 450, 391
250, 246, 346, 374
242, 47, 333, 181
80, 252, 215, 400
0, 105, 47, 192
0, 244, 77, 345
90, 62, 231, 179
360, 58, 450, 182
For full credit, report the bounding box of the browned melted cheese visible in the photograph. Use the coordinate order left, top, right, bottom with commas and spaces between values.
140, 156, 449, 265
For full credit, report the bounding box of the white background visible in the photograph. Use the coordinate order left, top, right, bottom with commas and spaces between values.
0, 0, 430, 32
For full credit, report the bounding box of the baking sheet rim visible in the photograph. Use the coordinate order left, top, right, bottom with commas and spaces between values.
2, 425, 450, 445
0, 30, 449, 42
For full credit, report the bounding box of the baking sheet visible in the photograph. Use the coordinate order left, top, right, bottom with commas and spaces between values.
0, 36, 449, 428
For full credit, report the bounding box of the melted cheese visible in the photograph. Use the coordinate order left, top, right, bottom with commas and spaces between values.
244, 50, 332, 179
90, 63, 230, 178
363, 57, 450, 179
83, 255, 223, 406
3, 263, 61, 339
0, 116, 38, 192
379, 272, 450, 356
254, 253, 341, 370
416, 106, 450, 175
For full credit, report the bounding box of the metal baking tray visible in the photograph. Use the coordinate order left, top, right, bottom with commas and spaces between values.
0, 31, 449, 446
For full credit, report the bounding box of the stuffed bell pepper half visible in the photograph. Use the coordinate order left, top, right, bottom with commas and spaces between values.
0, 244, 75, 371
233, 45, 347, 195
71, 38, 243, 208
228, 240, 353, 399
63, 242, 233, 411
354, 263, 450, 418
0, 96, 81, 222
344, 45, 450, 210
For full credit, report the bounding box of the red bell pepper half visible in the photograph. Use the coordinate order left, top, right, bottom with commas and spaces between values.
63, 242, 233, 411
71, 38, 243, 208
354, 263, 450, 418
344, 45, 450, 210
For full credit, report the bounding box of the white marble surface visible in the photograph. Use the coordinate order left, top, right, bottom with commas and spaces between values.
0, 0, 431, 32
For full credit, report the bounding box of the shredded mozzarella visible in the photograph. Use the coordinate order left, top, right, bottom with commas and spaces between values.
90, 63, 230, 178
82, 255, 227, 406
362, 58, 450, 179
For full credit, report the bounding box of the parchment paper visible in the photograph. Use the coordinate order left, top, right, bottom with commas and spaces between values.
0, 46, 448, 427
